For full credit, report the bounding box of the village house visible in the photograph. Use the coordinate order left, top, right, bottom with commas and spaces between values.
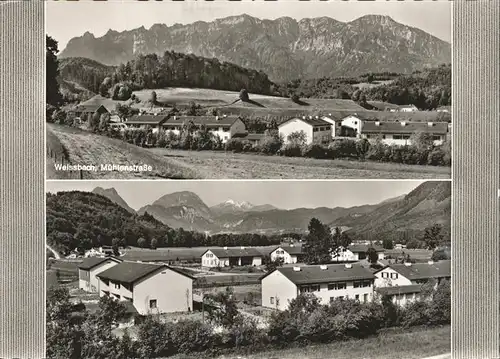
201, 247, 263, 268
437, 106, 451, 113
278, 116, 332, 145
367, 101, 401, 112
269, 244, 304, 264
162, 115, 247, 143
96, 261, 195, 315
375, 284, 423, 307
360, 121, 449, 146
70, 104, 109, 121
398, 104, 419, 112
125, 114, 169, 133
374, 260, 451, 289
321, 115, 341, 138
78, 256, 122, 293
331, 244, 385, 262
261, 263, 375, 311
339, 114, 365, 137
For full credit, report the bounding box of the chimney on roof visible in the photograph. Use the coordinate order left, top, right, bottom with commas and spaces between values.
344, 263, 352, 269
293, 266, 301, 272
428, 122, 434, 127
428, 260, 434, 265
173, 116, 177, 121
320, 265, 328, 270
375, 121, 380, 126
401, 121, 406, 126
290, 244, 294, 247
329, 113, 332, 116
404, 262, 412, 267
309, 116, 312, 120
223, 246, 228, 250
302, 116, 306, 120
315, 115, 319, 119
241, 246, 245, 250
215, 116, 219, 121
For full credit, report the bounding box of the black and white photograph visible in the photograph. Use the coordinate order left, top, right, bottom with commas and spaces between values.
46, 1, 452, 180
46, 180, 451, 359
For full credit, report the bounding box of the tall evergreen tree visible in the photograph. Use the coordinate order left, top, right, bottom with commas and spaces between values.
46, 35, 63, 107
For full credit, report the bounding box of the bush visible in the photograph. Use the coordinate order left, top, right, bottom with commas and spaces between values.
329, 139, 358, 159
401, 301, 431, 328
301, 144, 330, 159
258, 135, 282, 155
169, 320, 217, 354
226, 317, 265, 349
281, 143, 302, 157
225, 138, 244, 153
427, 147, 446, 166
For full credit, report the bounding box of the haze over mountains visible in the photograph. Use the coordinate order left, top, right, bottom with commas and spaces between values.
59, 14, 451, 82
89, 181, 450, 241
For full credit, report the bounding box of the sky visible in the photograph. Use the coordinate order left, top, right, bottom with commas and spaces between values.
46, 1, 451, 51
45, 180, 426, 211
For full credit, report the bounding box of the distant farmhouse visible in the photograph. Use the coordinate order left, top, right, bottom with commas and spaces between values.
398, 104, 419, 112
125, 115, 169, 134
279, 116, 332, 145
268, 244, 305, 264
164, 115, 246, 143
331, 244, 385, 262
201, 247, 263, 268
78, 256, 122, 293
261, 263, 375, 311
69, 104, 109, 121
96, 261, 195, 315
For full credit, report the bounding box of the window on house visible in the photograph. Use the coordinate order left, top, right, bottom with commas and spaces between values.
270, 297, 274, 304
114, 283, 120, 289
149, 299, 157, 309
354, 281, 371, 288
364, 294, 368, 303
328, 282, 347, 290
355, 294, 360, 301
390, 273, 399, 280
433, 135, 442, 141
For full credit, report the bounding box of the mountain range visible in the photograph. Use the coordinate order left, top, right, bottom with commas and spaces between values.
59, 14, 451, 82
91, 181, 451, 241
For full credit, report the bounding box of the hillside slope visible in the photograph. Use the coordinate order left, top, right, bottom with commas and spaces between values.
92, 187, 135, 213
60, 14, 451, 82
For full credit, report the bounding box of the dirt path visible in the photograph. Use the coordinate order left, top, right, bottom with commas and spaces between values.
46, 244, 61, 259
47, 124, 201, 179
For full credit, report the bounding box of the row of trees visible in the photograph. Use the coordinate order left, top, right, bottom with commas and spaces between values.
46, 191, 283, 255
47, 279, 451, 359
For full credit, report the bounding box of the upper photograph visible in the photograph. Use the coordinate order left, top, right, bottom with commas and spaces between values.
45, 1, 451, 180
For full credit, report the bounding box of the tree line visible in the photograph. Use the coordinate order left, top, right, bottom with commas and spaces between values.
274, 64, 451, 111
46, 191, 282, 255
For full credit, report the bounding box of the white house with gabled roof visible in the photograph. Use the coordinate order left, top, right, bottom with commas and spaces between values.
278, 116, 332, 145
78, 256, 122, 293
261, 263, 375, 311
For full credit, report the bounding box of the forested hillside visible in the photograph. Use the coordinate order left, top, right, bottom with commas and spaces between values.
46, 191, 281, 254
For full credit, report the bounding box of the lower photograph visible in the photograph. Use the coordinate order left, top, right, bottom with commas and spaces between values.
45, 180, 451, 359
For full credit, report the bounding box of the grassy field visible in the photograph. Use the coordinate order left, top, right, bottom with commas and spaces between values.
171, 326, 450, 359
132, 88, 366, 111
46, 123, 201, 179
148, 148, 451, 179
132, 87, 450, 122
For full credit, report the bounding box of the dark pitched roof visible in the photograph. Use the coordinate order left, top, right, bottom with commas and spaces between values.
126, 115, 169, 125
165, 115, 241, 127
279, 117, 332, 127
204, 247, 263, 258
377, 260, 451, 281
243, 133, 266, 141
348, 244, 384, 253
97, 261, 194, 284
78, 256, 121, 270
375, 284, 422, 296
273, 245, 303, 255
265, 264, 375, 285
362, 121, 449, 135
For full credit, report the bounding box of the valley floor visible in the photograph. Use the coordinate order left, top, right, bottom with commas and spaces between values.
170, 325, 450, 359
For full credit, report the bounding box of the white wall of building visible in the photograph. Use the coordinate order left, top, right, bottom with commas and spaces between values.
133, 268, 193, 315
279, 120, 314, 144
79, 260, 120, 293
270, 248, 298, 264
261, 270, 298, 311
374, 267, 413, 287
341, 116, 363, 137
